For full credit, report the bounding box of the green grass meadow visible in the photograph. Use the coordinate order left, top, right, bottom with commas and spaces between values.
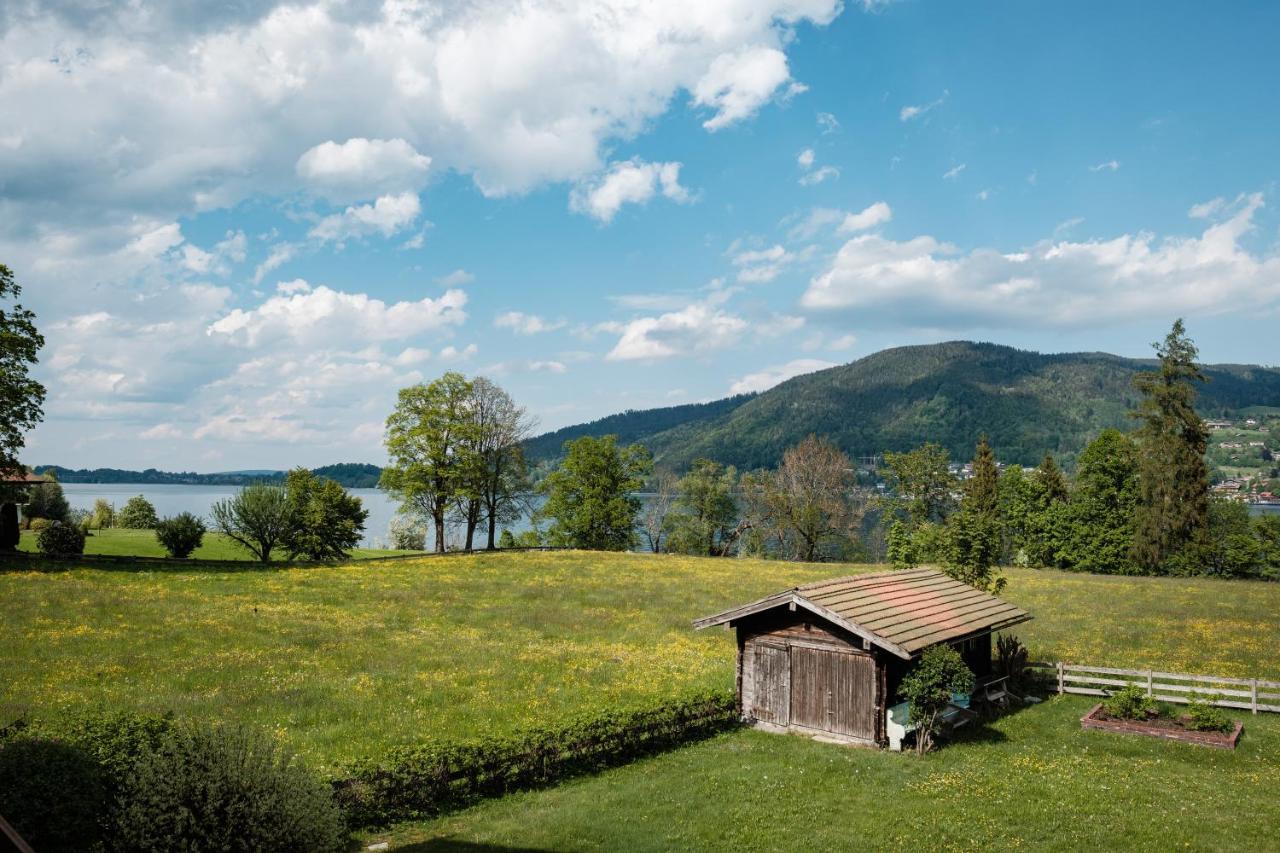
16, 527, 417, 561
5, 552, 1280, 776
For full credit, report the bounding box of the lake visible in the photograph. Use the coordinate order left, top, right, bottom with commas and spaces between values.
58, 483, 539, 549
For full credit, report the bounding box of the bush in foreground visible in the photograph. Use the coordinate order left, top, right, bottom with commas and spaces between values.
116, 723, 347, 853
154, 512, 206, 558
0, 737, 109, 852
1101, 684, 1156, 720
36, 520, 85, 556
898, 644, 975, 754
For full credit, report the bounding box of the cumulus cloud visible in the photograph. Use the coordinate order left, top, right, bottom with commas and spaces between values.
900, 90, 948, 121
733, 244, 796, 283
693, 46, 799, 131
817, 112, 840, 134
296, 138, 431, 201
570, 159, 691, 223
208, 285, 467, 346
494, 311, 566, 335
605, 302, 750, 360
436, 269, 475, 287
802, 192, 1280, 329
839, 201, 892, 233
729, 358, 836, 394
309, 192, 422, 244
796, 148, 838, 185
797, 149, 816, 168
253, 243, 297, 284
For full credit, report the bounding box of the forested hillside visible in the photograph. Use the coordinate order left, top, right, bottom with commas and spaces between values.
527, 342, 1280, 469
36, 462, 384, 488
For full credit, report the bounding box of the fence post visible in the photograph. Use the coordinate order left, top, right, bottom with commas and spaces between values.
1252, 680, 1258, 715
1057, 662, 1064, 695
1146, 670, 1153, 698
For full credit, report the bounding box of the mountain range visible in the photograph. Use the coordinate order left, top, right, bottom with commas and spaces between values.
525, 341, 1280, 470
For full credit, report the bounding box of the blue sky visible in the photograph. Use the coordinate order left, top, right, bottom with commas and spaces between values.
3, 0, 1278, 470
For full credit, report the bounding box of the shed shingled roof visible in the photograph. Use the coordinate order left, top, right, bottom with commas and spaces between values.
692, 567, 1030, 659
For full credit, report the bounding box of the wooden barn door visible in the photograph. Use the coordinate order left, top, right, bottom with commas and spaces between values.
748, 643, 790, 726
789, 646, 876, 740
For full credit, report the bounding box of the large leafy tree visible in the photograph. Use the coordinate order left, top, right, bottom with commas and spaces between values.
1130, 319, 1211, 573
280, 468, 368, 560
0, 265, 45, 473
466, 377, 535, 551
211, 484, 292, 563
540, 435, 651, 551
381, 373, 482, 553
1049, 428, 1139, 574
880, 442, 957, 527
665, 459, 741, 557
1000, 454, 1068, 567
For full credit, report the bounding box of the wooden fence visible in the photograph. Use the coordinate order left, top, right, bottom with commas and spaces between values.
1029, 662, 1280, 714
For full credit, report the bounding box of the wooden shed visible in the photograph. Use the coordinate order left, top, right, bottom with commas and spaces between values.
693, 568, 1031, 746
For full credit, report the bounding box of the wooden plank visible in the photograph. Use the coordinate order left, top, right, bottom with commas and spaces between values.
0, 814, 34, 853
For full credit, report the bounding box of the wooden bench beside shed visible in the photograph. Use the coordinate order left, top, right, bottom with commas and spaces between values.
693, 567, 1031, 747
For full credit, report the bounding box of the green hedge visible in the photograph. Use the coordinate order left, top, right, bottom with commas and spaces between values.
335, 689, 739, 826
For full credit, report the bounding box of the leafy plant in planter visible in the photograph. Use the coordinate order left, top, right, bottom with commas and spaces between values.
1101, 684, 1156, 720
899, 644, 976, 755
1185, 694, 1233, 733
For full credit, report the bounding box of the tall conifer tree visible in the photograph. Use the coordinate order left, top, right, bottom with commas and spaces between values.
1130, 319, 1210, 572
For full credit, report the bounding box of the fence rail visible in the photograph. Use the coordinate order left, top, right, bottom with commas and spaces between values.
1029, 662, 1280, 714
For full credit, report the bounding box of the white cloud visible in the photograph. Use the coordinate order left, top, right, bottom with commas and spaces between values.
1090, 160, 1121, 173
797, 149, 816, 168
828, 333, 858, 350
900, 90, 948, 122
439, 344, 478, 361
733, 244, 795, 283
802, 192, 1280, 329
436, 269, 475, 287
799, 165, 839, 186
253, 243, 296, 284
943, 163, 967, 180
140, 423, 184, 440
275, 278, 311, 295
606, 302, 750, 360
208, 285, 467, 346
494, 311, 566, 335
309, 192, 421, 244
529, 360, 567, 374
729, 358, 837, 394
296, 138, 431, 201
1189, 197, 1226, 219
570, 159, 691, 223
976, 189, 991, 201
839, 201, 893, 233
817, 112, 840, 134
693, 46, 798, 131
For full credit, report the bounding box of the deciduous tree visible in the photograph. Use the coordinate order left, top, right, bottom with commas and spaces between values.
540, 435, 651, 551
0, 265, 45, 473
280, 468, 368, 561
1049, 429, 1139, 574
211, 484, 291, 563
665, 459, 741, 557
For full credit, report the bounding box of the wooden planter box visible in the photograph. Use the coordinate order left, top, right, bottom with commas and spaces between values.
1080, 704, 1243, 749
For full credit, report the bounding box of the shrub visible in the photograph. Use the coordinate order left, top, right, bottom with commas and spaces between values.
390, 515, 427, 551
117, 495, 159, 529
28, 516, 51, 532
1102, 684, 1156, 720
90, 498, 115, 529
211, 484, 291, 563
154, 512, 206, 559
36, 520, 86, 556
0, 737, 109, 852
1185, 694, 1233, 733
898, 644, 976, 754
994, 633, 1030, 693
337, 690, 737, 827
115, 723, 347, 853
498, 529, 517, 549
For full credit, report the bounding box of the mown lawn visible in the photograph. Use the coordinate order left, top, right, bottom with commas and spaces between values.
370, 695, 1280, 852
3, 553, 1280, 773
16, 527, 417, 561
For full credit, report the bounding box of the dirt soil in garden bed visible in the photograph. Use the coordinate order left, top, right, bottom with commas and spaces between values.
1081, 704, 1243, 749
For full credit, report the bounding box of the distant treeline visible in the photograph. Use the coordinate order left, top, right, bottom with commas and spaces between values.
34, 462, 384, 489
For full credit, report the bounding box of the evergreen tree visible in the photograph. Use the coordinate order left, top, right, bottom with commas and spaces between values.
945, 436, 1004, 593
1034, 454, 1069, 503
1130, 319, 1210, 573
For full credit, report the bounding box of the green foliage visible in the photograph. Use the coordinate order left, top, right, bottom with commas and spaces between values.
337, 690, 737, 826
1131, 320, 1211, 572
90, 498, 115, 529
117, 495, 159, 529
881, 442, 957, 526
23, 476, 70, 523
389, 514, 427, 550
0, 737, 108, 852
154, 512, 206, 558
116, 723, 347, 852
497, 529, 517, 549
280, 468, 368, 560
665, 459, 740, 556
945, 436, 1005, 593
211, 483, 292, 563
1101, 684, 1156, 720
1049, 429, 1139, 574
540, 435, 652, 551
994, 633, 1030, 693
887, 519, 949, 569
382, 373, 483, 553
37, 520, 86, 556
1184, 695, 1233, 733
0, 265, 46, 472
1178, 497, 1265, 578
898, 644, 976, 754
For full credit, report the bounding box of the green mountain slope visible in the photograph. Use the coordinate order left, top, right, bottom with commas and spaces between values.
527, 342, 1280, 469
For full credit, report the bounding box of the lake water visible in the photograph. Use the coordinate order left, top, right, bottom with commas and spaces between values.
58, 483, 537, 549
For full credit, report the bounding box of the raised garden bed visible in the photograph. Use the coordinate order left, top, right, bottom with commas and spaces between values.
1081, 704, 1243, 749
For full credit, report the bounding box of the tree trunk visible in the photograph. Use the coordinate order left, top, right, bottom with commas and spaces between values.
486, 508, 497, 550
434, 506, 447, 553
464, 500, 479, 551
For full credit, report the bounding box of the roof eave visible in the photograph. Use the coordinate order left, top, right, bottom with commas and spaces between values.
694, 592, 914, 660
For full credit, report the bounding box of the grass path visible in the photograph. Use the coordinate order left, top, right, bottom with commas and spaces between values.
4, 552, 1280, 772
369, 695, 1280, 852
